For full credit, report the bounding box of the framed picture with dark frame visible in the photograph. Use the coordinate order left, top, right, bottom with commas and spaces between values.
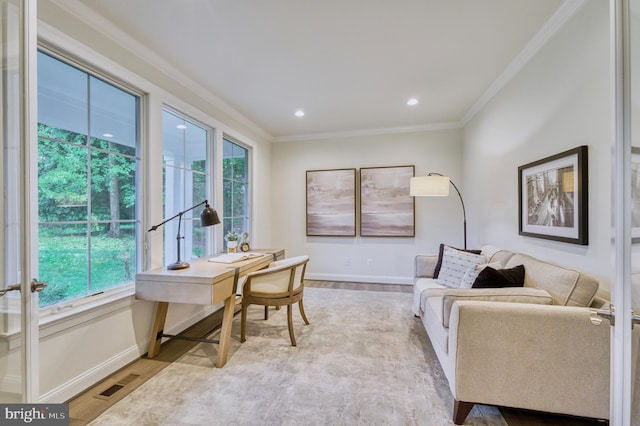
518, 145, 588, 245
360, 165, 415, 237
632, 147, 640, 243
306, 168, 356, 236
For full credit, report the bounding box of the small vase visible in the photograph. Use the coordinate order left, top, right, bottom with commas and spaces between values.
227, 240, 238, 253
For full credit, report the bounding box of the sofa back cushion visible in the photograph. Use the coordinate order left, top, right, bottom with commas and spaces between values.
487, 249, 516, 268
505, 254, 598, 307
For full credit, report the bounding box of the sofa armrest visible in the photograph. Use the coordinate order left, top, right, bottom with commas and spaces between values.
441, 287, 553, 327
447, 301, 614, 419
415, 254, 438, 279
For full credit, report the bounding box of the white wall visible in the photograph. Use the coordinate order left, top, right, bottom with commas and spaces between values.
462, 0, 612, 290
271, 129, 463, 284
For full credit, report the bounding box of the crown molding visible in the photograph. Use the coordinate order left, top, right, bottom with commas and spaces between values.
272, 121, 461, 143
47, 0, 273, 142
460, 0, 587, 126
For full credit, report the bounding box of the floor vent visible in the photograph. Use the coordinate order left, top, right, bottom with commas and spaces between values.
99, 384, 124, 398
94, 373, 140, 401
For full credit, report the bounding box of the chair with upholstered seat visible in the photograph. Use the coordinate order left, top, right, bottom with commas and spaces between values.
240, 255, 310, 346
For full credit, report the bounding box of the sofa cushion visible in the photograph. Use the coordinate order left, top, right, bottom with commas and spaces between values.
436, 246, 486, 288
440, 287, 554, 327
505, 254, 598, 307
472, 265, 525, 289
487, 249, 516, 268
433, 244, 482, 278
412, 277, 445, 316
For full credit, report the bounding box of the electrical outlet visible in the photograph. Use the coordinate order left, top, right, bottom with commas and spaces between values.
344, 258, 351, 266
367, 258, 373, 267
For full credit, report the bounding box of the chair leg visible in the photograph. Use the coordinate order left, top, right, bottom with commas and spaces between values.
287, 304, 296, 346
298, 300, 310, 325
240, 303, 247, 343
264, 305, 269, 320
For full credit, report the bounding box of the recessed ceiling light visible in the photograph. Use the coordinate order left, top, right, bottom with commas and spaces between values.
102, 133, 114, 138
295, 110, 305, 118
407, 98, 419, 106
176, 124, 187, 129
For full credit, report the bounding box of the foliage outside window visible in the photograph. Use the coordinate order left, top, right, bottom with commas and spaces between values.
162, 110, 211, 262
223, 139, 249, 248
37, 51, 140, 307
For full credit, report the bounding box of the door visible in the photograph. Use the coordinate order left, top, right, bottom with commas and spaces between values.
0, 0, 39, 402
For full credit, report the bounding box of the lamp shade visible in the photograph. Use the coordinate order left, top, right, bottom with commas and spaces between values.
410, 175, 450, 196
200, 203, 221, 227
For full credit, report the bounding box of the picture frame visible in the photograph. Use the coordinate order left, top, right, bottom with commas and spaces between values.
632, 147, 640, 243
306, 169, 356, 236
360, 165, 415, 237
518, 146, 588, 245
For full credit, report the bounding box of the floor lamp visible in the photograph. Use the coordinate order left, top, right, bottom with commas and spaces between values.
148, 200, 220, 270
410, 173, 467, 249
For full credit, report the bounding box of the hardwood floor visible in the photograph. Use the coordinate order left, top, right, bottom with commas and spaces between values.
67, 280, 606, 425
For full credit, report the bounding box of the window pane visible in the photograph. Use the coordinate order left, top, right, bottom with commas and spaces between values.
38, 51, 88, 139
223, 139, 250, 248
162, 109, 212, 261
90, 150, 136, 222
38, 223, 88, 307
162, 110, 185, 167
38, 138, 88, 222
90, 224, 136, 292
89, 77, 137, 151
37, 50, 140, 308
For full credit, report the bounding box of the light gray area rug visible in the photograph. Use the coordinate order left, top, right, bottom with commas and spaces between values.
90, 288, 507, 425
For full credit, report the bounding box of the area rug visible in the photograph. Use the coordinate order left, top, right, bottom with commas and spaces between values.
89, 288, 506, 425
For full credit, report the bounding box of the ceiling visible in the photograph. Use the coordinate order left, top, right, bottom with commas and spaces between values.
69, 0, 568, 141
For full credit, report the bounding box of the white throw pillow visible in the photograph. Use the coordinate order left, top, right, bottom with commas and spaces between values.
436, 246, 486, 288
460, 261, 502, 288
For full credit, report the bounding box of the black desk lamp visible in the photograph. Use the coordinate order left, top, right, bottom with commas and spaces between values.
148, 200, 220, 270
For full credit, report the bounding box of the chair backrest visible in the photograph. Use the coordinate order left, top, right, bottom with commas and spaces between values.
244, 255, 310, 296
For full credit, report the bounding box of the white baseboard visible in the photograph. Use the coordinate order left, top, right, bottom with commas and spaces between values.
305, 272, 412, 285
38, 306, 220, 403
40, 344, 143, 403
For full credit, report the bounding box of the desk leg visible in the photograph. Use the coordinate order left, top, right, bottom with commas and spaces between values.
216, 294, 236, 368
147, 302, 169, 358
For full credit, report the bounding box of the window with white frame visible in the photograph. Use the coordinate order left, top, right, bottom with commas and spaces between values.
223, 138, 249, 248
37, 50, 141, 308
162, 109, 212, 263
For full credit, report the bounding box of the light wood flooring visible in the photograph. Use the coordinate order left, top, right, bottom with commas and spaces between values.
67, 281, 606, 426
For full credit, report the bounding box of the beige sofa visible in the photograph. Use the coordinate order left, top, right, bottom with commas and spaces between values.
413, 245, 613, 424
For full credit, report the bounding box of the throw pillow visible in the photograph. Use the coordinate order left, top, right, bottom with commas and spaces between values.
472, 264, 525, 288
433, 243, 482, 278
436, 246, 486, 288
460, 261, 502, 288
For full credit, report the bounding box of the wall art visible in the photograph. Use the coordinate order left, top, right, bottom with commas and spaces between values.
306, 169, 356, 236
360, 165, 415, 237
518, 146, 588, 245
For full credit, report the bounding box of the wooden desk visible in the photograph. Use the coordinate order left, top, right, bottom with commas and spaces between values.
135, 250, 282, 367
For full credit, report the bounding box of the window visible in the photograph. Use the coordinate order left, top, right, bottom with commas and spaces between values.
162, 109, 211, 263
37, 50, 140, 307
223, 138, 249, 247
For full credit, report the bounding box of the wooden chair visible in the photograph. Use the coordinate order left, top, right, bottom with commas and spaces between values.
240, 255, 310, 346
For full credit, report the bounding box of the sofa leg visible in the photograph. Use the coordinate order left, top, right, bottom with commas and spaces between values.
453, 400, 474, 425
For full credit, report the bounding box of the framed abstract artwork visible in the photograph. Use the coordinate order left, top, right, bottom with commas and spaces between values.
306, 169, 356, 236
360, 165, 415, 237
518, 146, 588, 245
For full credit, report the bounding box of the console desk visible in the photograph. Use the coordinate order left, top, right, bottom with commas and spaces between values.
135, 249, 283, 367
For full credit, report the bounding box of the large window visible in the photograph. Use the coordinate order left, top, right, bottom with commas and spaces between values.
37, 51, 140, 308
223, 138, 249, 247
162, 109, 211, 263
